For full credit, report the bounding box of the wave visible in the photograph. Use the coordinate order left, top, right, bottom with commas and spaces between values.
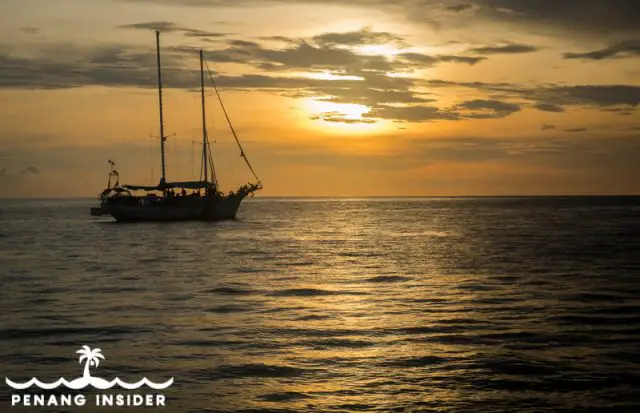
5, 376, 174, 390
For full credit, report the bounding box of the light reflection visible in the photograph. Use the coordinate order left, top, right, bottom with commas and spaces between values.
304, 71, 365, 81
303, 98, 384, 131
353, 44, 400, 57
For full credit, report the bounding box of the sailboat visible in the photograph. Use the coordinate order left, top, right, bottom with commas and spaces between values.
90, 31, 262, 222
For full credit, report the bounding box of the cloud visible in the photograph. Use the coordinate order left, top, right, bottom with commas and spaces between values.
21, 26, 39, 35
563, 40, 640, 60
541, 124, 556, 130
446, 3, 475, 12
312, 27, 404, 46
0, 166, 41, 181
116, 0, 640, 37
425, 79, 640, 111
468, 43, 539, 55
476, 0, 640, 36
397, 52, 486, 66
21, 166, 40, 175
534, 102, 564, 112
0, 46, 187, 89
542, 85, 640, 107
565, 128, 587, 133
453, 99, 521, 118
365, 105, 460, 122
228, 39, 260, 48
118, 21, 227, 39
311, 114, 378, 124
359, 98, 521, 123
183, 39, 401, 73
259, 36, 297, 44
602, 107, 636, 116
4, 21, 636, 126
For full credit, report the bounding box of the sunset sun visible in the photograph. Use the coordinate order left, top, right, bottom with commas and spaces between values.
304, 98, 382, 131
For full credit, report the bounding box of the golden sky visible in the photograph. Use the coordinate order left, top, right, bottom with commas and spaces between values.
1, 0, 639, 196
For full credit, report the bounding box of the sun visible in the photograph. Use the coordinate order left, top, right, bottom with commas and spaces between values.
306, 99, 369, 118
304, 98, 388, 132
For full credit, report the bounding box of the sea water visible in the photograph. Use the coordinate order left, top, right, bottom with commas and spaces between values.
1, 196, 639, 412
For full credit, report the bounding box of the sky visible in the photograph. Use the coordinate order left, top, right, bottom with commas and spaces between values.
1, 0, 639, 197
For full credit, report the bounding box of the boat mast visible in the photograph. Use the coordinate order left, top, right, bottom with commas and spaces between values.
200, 49, 208, 185
155, 31, 167, 189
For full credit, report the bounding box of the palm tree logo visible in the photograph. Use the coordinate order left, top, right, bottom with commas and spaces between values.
5, 345, 173, 390
77, 346, 105, 380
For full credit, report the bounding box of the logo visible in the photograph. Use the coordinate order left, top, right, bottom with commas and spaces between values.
5, 346, 173, 407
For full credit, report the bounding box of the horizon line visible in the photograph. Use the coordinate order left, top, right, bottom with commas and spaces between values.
1, 194, 639, 201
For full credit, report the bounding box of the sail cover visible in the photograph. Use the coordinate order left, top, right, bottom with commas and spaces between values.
165, 181, 215, 189
123, 181, 215, 191
122, 184, 159, 191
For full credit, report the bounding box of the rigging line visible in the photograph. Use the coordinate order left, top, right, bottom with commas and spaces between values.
201, 138, 206, 182
204, 60, 260, 183
149, 133, 154, 185
191, 129, 195, 178
207, 104, 217, 186
173, 138, 180, 180
207, 130, 218, 187
207, 140, 218, 189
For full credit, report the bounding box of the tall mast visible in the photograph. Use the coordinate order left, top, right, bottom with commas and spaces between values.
155, 31, 167, 187
200, 49, 208, 184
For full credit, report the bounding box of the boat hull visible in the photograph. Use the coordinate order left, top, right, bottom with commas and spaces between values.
106, 194, 247, 222
90, 206, 108, 216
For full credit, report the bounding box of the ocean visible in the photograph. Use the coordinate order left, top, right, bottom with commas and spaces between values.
1, 196, 639, 412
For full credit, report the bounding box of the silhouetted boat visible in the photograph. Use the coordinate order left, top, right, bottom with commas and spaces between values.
91, 31, 261, 222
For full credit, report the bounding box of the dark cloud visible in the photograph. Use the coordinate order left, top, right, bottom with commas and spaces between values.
6, 15, 638, 127
602, 107, 636, 116
21, 166, 40, 175
119, 21, 227, 39
0, 166, 41, 178
534, 102, 564, 112
397, 52, 486, 66
453, 99, 521, 118
541, 85, 640, 107
563, 40, 640, 60
364, 105, 460, 122
311, 114, 378, 124
21, 26, 39, 35
359, 99, 521, 123
219, 35, 485, 75
565, 128, 587, 133
228, 39, 260, 48
437, 55, 487, 65
120, 21, 177, 31
188, 39, 400, 73
312, 28, 404, 46
426, 79, 519, 93
252, 41, 393, 72
468, 43, 539, 55
0, 39, 432, 115
259, 36, 297, 44
118, 0, 640, 36
425, 79, 640, 110
475, 0, 640, 35
541, 124, 556, 130
0, 46, 187, 89
446, 4, 474, 12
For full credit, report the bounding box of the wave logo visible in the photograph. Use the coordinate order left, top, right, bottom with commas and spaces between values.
5, 346, 174, 390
